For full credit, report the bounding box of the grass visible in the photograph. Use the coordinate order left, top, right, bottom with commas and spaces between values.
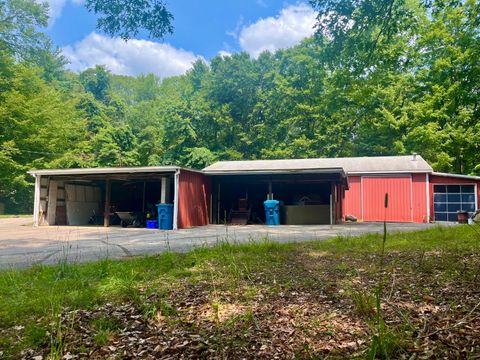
0, 224, 479, 359
0, 214, 30, 218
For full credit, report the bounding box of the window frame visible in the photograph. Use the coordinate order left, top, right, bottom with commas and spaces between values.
433, 183, 478, 222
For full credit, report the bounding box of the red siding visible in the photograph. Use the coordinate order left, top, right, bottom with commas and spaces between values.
344, 176, 362, 220
332, 183, 344, 224
178, 170, 211, 228
429, 174, 480, 220
362, 176, 412, 222
412, 173, 428, 223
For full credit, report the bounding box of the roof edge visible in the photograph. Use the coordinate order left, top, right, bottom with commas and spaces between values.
202, 168, 346, 176
27, 166, 182, 177
431, 172, 480, 181
348, 170, 432, 175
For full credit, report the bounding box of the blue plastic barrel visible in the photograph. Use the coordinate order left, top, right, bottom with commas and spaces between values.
156, 203, 174, 230
264, 200, 280, 225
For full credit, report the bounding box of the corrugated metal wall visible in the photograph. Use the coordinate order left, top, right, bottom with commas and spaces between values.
362, 176, 412, 222
333, 183, 344, 224
343, 176, 362, 220
344, 175, 428, 222
411, 173, 428, 222
178, 170, 211, 228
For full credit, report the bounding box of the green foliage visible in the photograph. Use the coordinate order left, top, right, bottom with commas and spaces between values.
79, 65, 111, 101
0, 0, 48, 58
0, 59, 83, 212
184, 147, 217, 169
1, 0, 479, 212
84, 0, 173, 40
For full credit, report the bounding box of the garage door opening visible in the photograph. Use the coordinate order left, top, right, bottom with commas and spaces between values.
49, 177, 174, 227
212, 173, 346, 225
30, 167, 179, 228
362, 176, 413, 222
433, 184, 477, 222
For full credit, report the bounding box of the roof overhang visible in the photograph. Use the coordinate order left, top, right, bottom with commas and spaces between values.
27, 166, 181, 177
206, 167, 349, 189
431, 172, 480, 181
203, 167, 346, 176
347, 170, 433, 175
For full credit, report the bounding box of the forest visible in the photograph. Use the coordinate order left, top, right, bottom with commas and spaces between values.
1, 0, 479, 213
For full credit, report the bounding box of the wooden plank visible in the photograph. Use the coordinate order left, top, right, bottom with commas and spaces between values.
161, 177, 167, 203
104, 178, 111, 227
142, 181, 146, 211
33, 175, 41, 226
46, 181, 58, 225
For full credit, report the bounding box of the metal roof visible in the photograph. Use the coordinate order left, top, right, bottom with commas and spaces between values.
28, 155, 435, 177
203, 155, 433, 175
431, 172, 480, 181
27, 166, 181, 176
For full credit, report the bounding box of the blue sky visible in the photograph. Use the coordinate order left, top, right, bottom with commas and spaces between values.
44, 0, 317, 78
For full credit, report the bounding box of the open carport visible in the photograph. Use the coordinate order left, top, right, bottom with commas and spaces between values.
28, 167, 211, 230
204, 161, 348, 226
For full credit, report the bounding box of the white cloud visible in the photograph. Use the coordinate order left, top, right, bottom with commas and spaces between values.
218, 50, 232, 58
238, 3, 317, 58
226, 16, 244, 40
62, 32, 202, 78
256, 0, 269, 8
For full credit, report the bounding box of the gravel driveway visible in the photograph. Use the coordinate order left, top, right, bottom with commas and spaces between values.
0, 216, 437, 269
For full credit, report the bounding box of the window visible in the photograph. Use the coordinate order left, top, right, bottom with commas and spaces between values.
433, 184, 477, 222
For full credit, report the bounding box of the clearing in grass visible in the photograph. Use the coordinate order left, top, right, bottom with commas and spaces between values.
0, 225, 479, 359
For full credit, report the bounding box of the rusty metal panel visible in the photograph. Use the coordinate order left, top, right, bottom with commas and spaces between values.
178, 170, 211, 228
362, 176, 412, 222
344, 176, 362, 220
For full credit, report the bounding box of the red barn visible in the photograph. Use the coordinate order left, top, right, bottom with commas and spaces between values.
29, 155, 479, 228
203, 155, 480, 224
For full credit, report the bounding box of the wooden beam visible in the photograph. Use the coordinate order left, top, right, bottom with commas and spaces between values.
33, 175, 41, 227
104, 178, 111, 227
217, 182, 221, 224
142, 181, 146, 212
172, 171, 179, 230
161, 177, 167, 203
46, 180, 58, 225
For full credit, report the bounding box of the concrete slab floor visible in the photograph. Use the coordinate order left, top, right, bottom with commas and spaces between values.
0, 216, 439, 269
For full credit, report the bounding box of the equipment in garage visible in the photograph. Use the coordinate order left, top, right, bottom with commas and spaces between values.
229, 198, 251, 225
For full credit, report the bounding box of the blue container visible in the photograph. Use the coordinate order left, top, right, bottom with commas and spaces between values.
146, 220, 158, 229
264, 200, 280, 225
156, 203, 174, 230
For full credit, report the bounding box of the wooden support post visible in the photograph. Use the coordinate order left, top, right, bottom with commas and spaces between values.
161, 177, 167, 203
172, 171, 179, 230
330, 193, 333, 225
209, 193, 213, 224
142, 181, 146, 212
268, 181, 273, 200
46, 180, 58, 225
33, 175, 41, 227
217, 182, 221, 224
104, 178, 111, 227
